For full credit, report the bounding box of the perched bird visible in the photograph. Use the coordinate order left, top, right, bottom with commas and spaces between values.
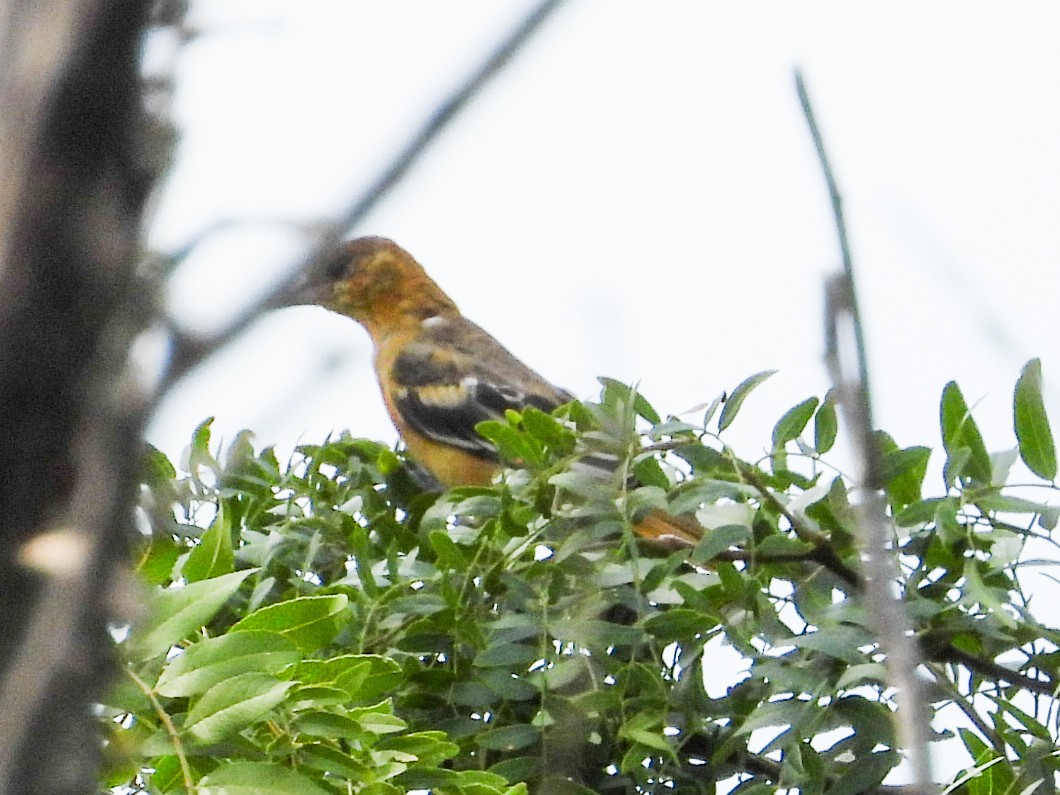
295, 236, 702, 549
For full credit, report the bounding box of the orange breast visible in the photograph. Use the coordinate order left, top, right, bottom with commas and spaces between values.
401, 432, 501, 487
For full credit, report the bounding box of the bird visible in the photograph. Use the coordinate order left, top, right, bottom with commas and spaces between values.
293, 236, 703, 549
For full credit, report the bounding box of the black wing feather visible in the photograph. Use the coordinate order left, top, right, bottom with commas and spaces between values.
390, 321, 572, 460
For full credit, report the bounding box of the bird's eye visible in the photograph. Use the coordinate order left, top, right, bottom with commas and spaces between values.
323, 250, 349, 282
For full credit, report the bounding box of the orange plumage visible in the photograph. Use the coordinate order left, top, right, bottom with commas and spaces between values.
297, 236, 702, 549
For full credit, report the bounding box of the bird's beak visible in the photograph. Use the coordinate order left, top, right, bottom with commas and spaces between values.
276, 262, 332, 309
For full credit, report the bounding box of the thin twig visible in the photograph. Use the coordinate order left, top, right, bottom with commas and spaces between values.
126, 666, 194, 789
937, 643, 1056, 698
923, 663, 1005, 753
797, 68, 934, 793
735, 461, 863, 588
161, 0, 567, 391
681, 734, 917, 795
713, 547, 822, 565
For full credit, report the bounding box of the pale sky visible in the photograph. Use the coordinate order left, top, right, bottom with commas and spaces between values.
151, 1, 1060, 468
145, 2, 1060, 781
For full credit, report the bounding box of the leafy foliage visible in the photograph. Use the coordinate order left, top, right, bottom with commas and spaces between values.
106, 364, 1060, 794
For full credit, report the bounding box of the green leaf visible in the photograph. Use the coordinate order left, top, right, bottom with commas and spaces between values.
521, 405, 576, 454
618, 723, 676, 760
632, 456, 670, 490
183, 505, 235, 582
1014, 358, 1056, 480
328, 655, 403, 703
230, 594, 348, 652
450, 680, 498, 707
474, 643, 541, 668
188, 417, 219, 476
198, 761, 330, 795
479, 669, 537, 701
825, 751, 895, 795
297, 744, 370, 780
962, 560, 1016, 628
772, 397, 819, 450
136, 536, 181, 586
835, 662, 888, 690
191, 416, 214, 451
148, 755, 192, 794
999, 700, 1052, 742
700, 392, 725, 428
293, 710, 365, 741
393, 768, 462, 790
489, 757, 541, 785
286, 685, 350, 708
360, 782, 404, 795
475, 420, 543, 469
429, 530, 468, 570
755, 535, 814, 556
293, 654, 373, 689
974, 493, 1056, 516
895, 496, 949, 527
142, 443, 177, 485
397, 768, 510, 792
529, 656, 588, 690
376, 731, 461, 766
184, 672, 294, 744
959, 727, 994, 765
549, 471, 617, 501
955, 729, 1013, 795
718, 370, 777, 431
476, 723, 541, 751
691, 524, 750, 563
813, 395, 838, 454
940, 381, 992, 484
156, 630, 299, 697
881, 444, 932, 509
643, 609, 711, 641
548, 618, 643, 649
530, 778, 597, 795
599, 377, 661, 423
735, 698, 808, 735
783, 625, 871, 664
127, 568, 256, 661
352, 703, 407, 735
224, 429, 257, 472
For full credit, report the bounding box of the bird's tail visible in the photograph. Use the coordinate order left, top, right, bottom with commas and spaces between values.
633, 509, 704, 550
570, 452, 705, 550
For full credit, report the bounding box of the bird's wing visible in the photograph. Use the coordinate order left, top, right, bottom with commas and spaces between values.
388, 318, 573, 460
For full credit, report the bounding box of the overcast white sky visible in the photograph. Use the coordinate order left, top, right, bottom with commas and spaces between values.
150, 1, 1060, 472
145, 3, 1060, 780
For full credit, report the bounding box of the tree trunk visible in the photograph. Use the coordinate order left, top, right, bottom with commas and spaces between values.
0, 0, 153, 791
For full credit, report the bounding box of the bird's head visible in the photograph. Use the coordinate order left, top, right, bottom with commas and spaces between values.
291, 236, 459, 339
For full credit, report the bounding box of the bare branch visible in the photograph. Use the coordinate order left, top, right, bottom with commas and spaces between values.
796, 68, 935, 793
161, 0, 568, 391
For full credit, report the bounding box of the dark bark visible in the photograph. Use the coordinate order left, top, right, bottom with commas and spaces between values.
0, 1, 153, 792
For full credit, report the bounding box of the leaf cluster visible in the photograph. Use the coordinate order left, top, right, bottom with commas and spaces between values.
106, 362, 1060, 794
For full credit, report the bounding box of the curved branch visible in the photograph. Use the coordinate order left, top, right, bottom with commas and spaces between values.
934, 643, 1056, 698
161, 0, 568, 390
736, 462, 863, 588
